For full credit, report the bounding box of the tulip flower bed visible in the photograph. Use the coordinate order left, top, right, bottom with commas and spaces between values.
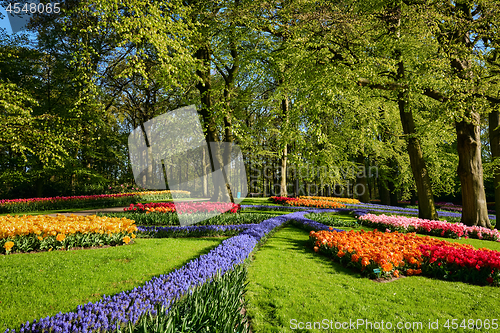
4, 215, 289, 333
269, 196, 299, 204
103, 211, 270, 227
0, 214, 138, 254
343, 201, 496, 223
124, 201, 241, 214
270, 196, 346, 209
0, 190, 190, 214
309, 229, 500, 286
300, 195, 360, 204
358, 213, 500, 242
137, 224, 255, 238
287, 198, 346, 209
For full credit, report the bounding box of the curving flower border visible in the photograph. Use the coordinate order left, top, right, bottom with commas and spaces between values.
6, 209, 333, 332
358, 213, 500, 242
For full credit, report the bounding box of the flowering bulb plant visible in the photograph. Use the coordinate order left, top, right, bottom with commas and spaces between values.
359, 214, 500, 242
270, 196, 346, 209
0, 214, 137, 254
309, 229, 500, 286
125, 202, 241, 214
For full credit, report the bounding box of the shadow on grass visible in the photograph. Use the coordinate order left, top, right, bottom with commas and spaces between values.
269, 227, 364, 280
0, 237, 225, 331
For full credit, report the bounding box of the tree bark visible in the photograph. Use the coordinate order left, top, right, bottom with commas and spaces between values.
378, 178, 391, 205
456, 115, 492, 227
398, 91, 438, 219
489, 110, 500, 223
195, 44, 225, 202
356, 154, 371, 203
445, 3, 491, 227
387, 3, 438, 219
280, 95, 289, 197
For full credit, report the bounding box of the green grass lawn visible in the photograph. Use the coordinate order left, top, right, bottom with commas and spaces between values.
240, 197, 277, 206
240, 209, 292, 216
245, 226, 500, 333
3, 203, 500, 332
0, 237, 226, 331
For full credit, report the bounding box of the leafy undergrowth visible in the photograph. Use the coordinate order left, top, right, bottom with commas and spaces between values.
245, 226, 500, 333
0, 237, 226, 331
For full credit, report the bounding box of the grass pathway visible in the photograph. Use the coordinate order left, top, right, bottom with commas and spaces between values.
246, 226, 500, 333
0, 237, 226, 331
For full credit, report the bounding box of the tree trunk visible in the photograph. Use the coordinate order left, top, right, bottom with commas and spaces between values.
280, 144, 288, 197
356, 154, 371, 203
195, 44, 225, 202
456, 116, 492, 227
489, 110, 500, 223
378, 178, 391, 205
35, 177, 43, 197
410, 190, 417, 206
396, 55, 438, 219
398, 105, 438, 219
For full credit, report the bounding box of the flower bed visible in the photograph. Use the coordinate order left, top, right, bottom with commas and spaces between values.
358, 213, 500, 242
309, 229, 500, 286
0, 215, 138, 254
5, 216, 288, 333
269, 196, 299, 204
270, 196, 346, 209
124, 201, 240, 214
287, 198, 346, 209
102, 211, 273, 227
300, 196, 360, 204
0, 191, 190, 214
348, 202, 496, 222
138, 224, 255, 238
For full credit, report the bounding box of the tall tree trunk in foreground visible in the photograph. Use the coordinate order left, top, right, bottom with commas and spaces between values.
445, 3, 491, 227
456, 115, 491, 227
397, 90, 438, 220
392, 5, 438, 219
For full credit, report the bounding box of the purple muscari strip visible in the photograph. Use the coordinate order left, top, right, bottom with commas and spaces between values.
240, 204, 308, 210
5, 216, 292, 333
137, 224, 255, 235
243, 201, 497, 220
345, 202, 497, 220
277, 209, 344, 232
